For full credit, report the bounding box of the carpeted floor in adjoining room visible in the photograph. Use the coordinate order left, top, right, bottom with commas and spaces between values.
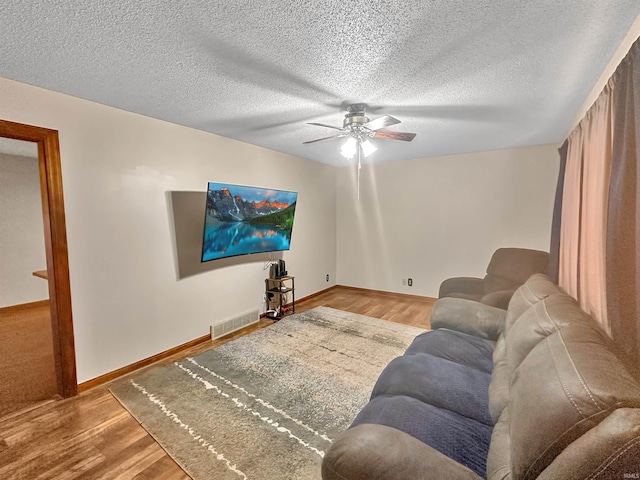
0, 301, 58, 418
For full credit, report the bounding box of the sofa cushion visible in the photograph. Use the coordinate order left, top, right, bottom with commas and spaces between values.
445, 291, 484, 303
486, 275, 564, 424
480, 289, 516, 310
504, 273, 563, 332
508, 322, 640, 480
371, 352, 493, 426
536, 408, 640, 480
485, 248, 549, 287
486, 407, 511, 480
350, 395, 492, 478
322, 424, 485, 480
439, 276, 486, 298
483, 274, 519, 295
488, 333, 509, 423
505, 293, 592, 372
406, 329, 495, 373
430, 297, 507, 341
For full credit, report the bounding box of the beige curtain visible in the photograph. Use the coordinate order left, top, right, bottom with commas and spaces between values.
559, 61, 614, 334
606, 38, 640, 374
559, 127, 583, 298
578, 94, 613, 332
558, 36, 640, 375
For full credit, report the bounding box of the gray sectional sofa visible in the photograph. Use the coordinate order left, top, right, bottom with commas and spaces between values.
439, 247, 550, 309
322, 274, 640, 479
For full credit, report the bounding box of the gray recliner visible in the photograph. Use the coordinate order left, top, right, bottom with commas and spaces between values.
438, 247, 549, 309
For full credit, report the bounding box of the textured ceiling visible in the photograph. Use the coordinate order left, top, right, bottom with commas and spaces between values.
0, 1, 638, 165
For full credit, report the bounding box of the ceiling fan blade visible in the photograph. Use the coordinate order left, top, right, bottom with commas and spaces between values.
373, 130, 417, 142
364, 115, 401, 131
303, 134, 344, 144
307, 122, 343, 131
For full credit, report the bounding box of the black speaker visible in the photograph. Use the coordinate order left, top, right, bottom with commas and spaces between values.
278, 259, 287, 277
270, 263, 279, 279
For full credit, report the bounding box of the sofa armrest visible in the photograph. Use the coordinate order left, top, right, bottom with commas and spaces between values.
481, 289, 516, 310
322, 424, 483, 480
430, 297, 507, 340
439, 276, 485, 298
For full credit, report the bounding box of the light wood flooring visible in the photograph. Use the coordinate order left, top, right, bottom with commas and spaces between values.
0, 286, 435, 479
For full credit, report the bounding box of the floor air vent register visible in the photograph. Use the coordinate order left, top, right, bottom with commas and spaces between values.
210, 309, 260, 340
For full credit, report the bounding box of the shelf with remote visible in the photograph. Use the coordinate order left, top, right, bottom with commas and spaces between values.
265, 275, 295, 320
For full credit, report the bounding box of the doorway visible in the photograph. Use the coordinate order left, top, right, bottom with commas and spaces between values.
0, 119, 77, 409
0, 138, 58, 416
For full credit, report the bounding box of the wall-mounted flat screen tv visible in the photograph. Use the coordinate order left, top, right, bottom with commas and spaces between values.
201, 182, 298, 262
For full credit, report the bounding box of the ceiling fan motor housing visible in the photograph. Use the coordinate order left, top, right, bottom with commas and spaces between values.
343, 113, 369, 129
344, 103, 369, 130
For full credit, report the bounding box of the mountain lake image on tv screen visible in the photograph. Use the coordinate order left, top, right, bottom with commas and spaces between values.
201, 182, 298, 262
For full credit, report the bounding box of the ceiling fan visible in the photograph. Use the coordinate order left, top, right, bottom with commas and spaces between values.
303, 103, 417, 159
304, 104, 417, 198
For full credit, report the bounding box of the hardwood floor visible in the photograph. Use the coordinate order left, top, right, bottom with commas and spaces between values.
297, 285, 434, 329
0, 286, 435, 479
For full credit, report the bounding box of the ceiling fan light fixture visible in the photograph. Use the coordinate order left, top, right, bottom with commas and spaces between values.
340, 137, 357, 158
305, 103, 416, 165
361, 138, 377, 157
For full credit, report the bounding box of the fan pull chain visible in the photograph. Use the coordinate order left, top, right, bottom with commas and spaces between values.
357, 139, 362, 199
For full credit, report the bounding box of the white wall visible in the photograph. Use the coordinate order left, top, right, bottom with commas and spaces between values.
1, 77, 336, 383
0, 74, 560, 382
336, 145, 560, 297
0, 151, 49, 307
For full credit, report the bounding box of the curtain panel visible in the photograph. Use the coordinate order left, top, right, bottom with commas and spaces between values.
548, 141, 568, 285
559, 125, 585, 301
607, 38, 640, 373
558, 36, 639, 374
578, 93, 612, 332
560, 98, 613, 334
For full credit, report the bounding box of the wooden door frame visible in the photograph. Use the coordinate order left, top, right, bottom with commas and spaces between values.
0, 119, 77, 397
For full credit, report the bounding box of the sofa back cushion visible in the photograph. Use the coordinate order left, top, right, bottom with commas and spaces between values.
504, 274, 563, 332
505, 293, 590, 371
487, 275, 564, 424
483, 273, 520, 295
483, 248, 549, 295
508, 321, 640, 480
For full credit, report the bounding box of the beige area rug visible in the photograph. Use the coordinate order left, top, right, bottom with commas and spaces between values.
110, 306, 426, 479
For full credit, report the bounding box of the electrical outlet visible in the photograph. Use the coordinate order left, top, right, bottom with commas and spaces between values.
408, 278, 413, 287
326, 274, 330, 282
402, 279, 407, 285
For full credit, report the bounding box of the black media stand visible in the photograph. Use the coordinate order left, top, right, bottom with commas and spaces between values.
265, 276, 295, 320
